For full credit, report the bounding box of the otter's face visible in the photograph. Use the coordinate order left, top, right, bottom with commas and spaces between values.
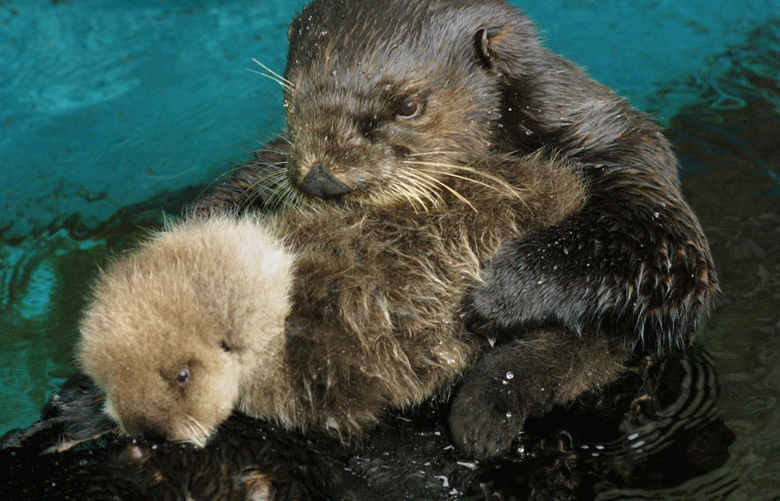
281, 0, 507, 207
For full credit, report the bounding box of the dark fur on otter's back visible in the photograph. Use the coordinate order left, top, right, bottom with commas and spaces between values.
193, 0, 717, 458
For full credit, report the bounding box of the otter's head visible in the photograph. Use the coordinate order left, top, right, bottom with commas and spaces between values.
280, 0, 542, 207
77, 216, 293, 446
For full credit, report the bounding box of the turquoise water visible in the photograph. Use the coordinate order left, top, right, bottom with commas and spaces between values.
1, 0, 779, 498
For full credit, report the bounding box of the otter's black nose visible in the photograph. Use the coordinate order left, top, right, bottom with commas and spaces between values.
299, 163, 353, 199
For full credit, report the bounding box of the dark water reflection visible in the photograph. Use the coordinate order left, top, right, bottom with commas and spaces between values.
665, 20, 780, 498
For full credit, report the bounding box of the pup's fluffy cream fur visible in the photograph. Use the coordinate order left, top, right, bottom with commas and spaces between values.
78, 217, 296, 445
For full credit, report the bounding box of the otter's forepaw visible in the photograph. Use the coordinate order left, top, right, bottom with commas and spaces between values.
449, 378, 528, 460
448, 339, 562, 460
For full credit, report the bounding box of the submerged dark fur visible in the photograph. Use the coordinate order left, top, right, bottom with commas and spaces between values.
2, 347, 733, 501
193, 0, 717, 458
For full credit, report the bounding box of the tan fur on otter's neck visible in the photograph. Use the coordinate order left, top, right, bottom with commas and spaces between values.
78, 152, 584, 445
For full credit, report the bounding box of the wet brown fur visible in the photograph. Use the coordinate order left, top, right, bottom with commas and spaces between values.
196, 0, 717, 353
138, 0, 717, 459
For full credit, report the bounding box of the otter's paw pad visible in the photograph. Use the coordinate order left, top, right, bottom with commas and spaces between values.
449, 377, 527, 460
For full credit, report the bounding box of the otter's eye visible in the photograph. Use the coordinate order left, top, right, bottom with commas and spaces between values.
397, 100, 421, 119
176, 368, 190, 385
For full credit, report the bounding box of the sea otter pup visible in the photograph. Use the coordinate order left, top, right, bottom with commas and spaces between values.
79, 153, 600, 449
193, 0, 717, 457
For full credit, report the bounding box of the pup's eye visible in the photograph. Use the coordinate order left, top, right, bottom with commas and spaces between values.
176, 368, 190, 385
397, 100, 421, 118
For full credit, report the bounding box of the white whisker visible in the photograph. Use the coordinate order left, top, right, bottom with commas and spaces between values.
403, 150, 463, 158
400, 163, 477, 211
411, 160, 522, 198
408, 159, 531, 213
401, 169, 446, 209
249, 59, 294, 92
179, 414, 210, 448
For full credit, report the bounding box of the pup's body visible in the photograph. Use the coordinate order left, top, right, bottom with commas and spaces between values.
79, 154, 586, 446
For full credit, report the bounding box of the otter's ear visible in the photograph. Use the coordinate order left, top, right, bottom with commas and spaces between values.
471, 17, 544, 78
473, 28, 494, 68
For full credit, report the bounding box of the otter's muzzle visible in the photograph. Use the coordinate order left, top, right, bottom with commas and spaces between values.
299, 163, 353, 199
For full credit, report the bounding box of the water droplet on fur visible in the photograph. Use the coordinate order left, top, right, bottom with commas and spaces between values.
505, 412, 512, 419
505, 372, 514, 380
326, 417, 339, 430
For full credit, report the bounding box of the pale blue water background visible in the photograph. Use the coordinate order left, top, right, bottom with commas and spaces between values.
1, 0, 779, 498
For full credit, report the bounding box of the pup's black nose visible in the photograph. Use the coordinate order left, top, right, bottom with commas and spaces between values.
298, 163, 353, 199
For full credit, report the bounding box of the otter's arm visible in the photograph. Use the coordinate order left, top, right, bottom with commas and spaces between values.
465, 50, 717, 352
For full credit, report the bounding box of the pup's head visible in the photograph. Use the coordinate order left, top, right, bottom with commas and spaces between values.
77, 216, 293, 446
